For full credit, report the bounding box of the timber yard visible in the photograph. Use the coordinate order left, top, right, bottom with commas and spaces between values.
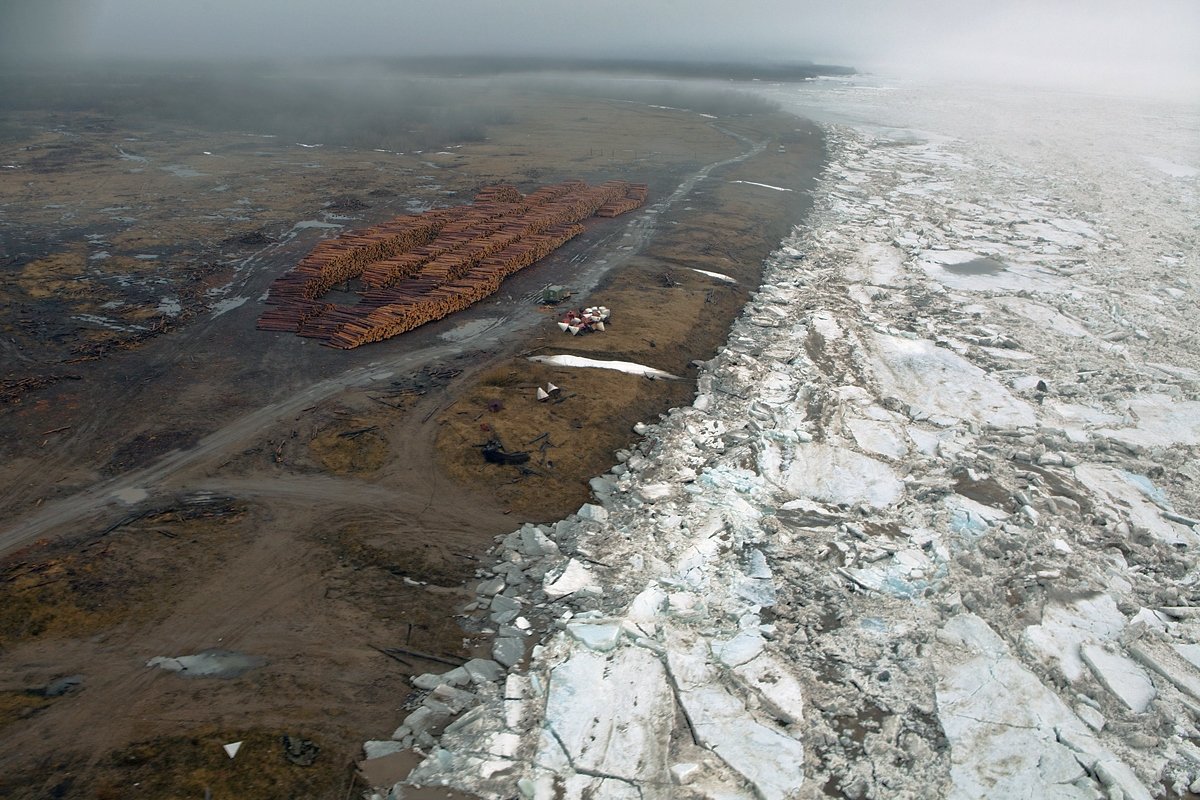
258, 180, 646, 347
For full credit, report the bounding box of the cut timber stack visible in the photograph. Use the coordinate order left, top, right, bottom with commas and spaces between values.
596, 183, 649, 217
257, 180, 646, 349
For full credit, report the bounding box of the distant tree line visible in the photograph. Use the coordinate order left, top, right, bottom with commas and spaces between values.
378, 55, 855, 82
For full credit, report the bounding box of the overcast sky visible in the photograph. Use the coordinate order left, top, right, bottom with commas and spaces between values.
4, 0, 1198, 95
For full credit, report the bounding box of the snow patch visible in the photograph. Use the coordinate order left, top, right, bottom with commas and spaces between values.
529, 354, 681, 380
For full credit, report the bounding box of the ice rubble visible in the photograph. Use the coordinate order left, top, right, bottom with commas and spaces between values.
367, 82, 1200, 799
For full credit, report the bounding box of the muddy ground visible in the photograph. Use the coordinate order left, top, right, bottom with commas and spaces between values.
0, 65, 821, 798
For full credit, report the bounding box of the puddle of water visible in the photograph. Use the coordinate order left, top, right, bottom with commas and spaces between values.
919, 250, 1068, 293
440, 316, 501, 342
211, 296, 248, 317
943, 257, 1007, 275
146, 649, 266, 679
113, 487, 148, 504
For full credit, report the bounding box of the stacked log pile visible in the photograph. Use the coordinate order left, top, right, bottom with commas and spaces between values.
257, 180, 645, 349
596, 182, 649, 217
473, 184, 523, 204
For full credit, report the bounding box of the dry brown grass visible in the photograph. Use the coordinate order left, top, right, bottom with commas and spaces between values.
0, 553, 130, 649
0, 727, 354, 800
307, 419, 390, 475
437, 358, 693, 519
0, 691, 52, 732
0, 507, 245, 651
16, 247, 90, 301
322, 522, 476, 656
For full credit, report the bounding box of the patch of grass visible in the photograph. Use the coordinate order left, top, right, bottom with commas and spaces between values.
0, 507, 245, 650
307, 419, 389, 474
17, 246, 92, 301
0, 555, 129, 649
329, 521, 473, 588
0, 728, 353, 800
104, 429, 198, 475
0, 690, 51, 731
436, 358, 694, 519
478, 367, 524, 388
321, 522, 474, 655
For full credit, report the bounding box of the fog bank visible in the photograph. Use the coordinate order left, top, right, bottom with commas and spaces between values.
1, 1, 1196, 97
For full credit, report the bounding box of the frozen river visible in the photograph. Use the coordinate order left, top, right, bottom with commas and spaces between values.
369, 77, 1200, 799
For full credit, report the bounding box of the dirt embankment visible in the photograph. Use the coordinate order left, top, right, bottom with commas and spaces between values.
0, 86, 822, 799
437, 119, 822, 519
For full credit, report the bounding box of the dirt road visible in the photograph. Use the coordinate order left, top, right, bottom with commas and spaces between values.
0, 129, 766, 555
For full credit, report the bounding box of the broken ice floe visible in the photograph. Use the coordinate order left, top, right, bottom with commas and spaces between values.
935, 614, 1152, 800
868, 333, 1037, 428
1094, 394, 1200, 449
156, 297, 182, 316
146, 649, 265, 678
665, 631, 804, 800
543, 559, 600, 600
1080, 644, 1156, 712
775, 440, 903, 509
1074, 465, 1199, 547
542, 647, 674, 783
1023, 592, 1127, 682
1139, 155, 1199, 178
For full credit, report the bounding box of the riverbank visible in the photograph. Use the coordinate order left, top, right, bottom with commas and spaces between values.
0, 71, 825, 799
